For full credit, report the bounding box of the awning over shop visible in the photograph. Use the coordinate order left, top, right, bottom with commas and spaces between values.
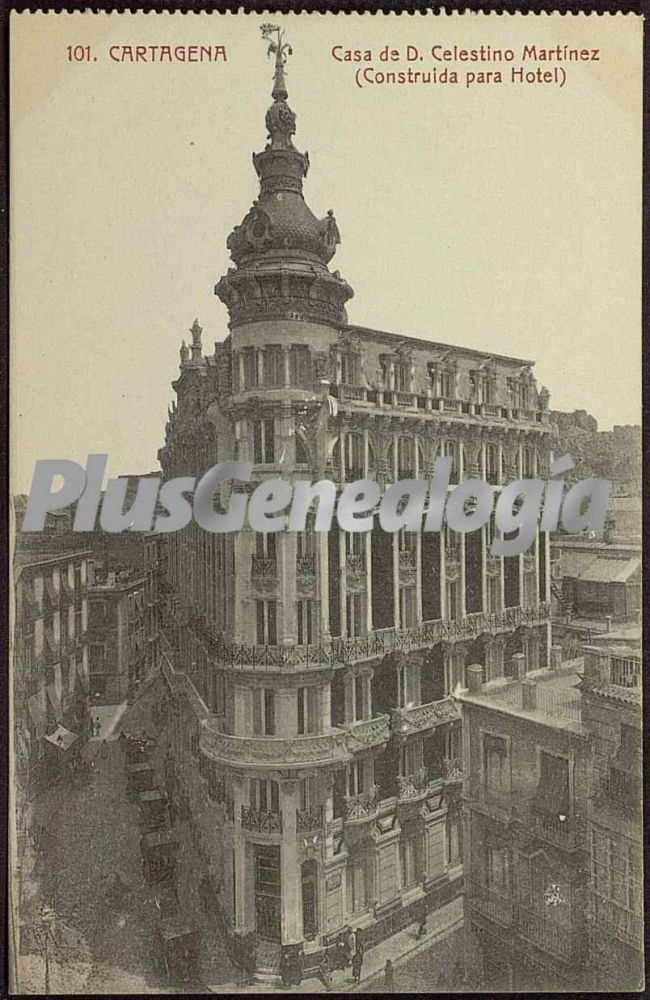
43, 725, 79, 751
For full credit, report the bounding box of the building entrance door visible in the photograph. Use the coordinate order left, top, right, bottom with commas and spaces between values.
301, 859, 318, 941
254, 845, 281, 942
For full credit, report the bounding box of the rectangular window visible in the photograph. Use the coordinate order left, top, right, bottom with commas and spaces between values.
400, 586, 417, 629
534, 751, 570, 816
299, 776, 316, 811
289, 345, 311, 386
446, 810, 462, 866
348, 759, 366, 796
346, 531, 364, 557
297, 599, 313, 646
346, 858, 368, 915
297, 686, 318, 735
354, 675, 365, 722
344, 433, 364, 479
255, 532, 276, 560
485, 444, 499, 484
242, 349, 258, 388
264, 346, 284, 387
394, 363, 411, 393
483, 734, 509, 798
486, 845, 510, 892
254, 419, 275, 464
250, 778, 279, 813
256, 600, 277, 645
400, 829, 423, 888
487, 574, 501, 614
341, 352, 359, 386
346, 593, 364, 638
439, 370, 453, 399
253, 688, 275, 736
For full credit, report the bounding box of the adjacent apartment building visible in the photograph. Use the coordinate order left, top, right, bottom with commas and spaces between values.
156, 43, 554, 977
458, 643, 642, 991
86, 565, 148, 704
12, 516, 91, 796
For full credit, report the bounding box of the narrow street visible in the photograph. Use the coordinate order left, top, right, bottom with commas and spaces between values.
18, 678, 242, 994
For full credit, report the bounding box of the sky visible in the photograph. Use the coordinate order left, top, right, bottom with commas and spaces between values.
11, 12, 642, 493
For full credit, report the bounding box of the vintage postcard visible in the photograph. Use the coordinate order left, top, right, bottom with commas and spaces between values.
9, 9, 643, 994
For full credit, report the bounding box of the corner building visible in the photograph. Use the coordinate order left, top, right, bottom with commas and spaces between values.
158, 48, 554, 978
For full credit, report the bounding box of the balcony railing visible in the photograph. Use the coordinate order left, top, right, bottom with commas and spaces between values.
466, 879, 514, 927
391, 697, 460, 736
443, 757, 464, 782
345, 553, 365, 576
296, 555, 315, 577
296, 804, 324, 834
345, 785, 379, 824
531, 810, 585, 851
200, 723, 350, 769
345, 714, 391, 752
241, 806, 282, 834
398, 549, 417, 571
397, 767, 429, 801
167, 603, 550, 673
518, 908, 583, 962
338, 385, 366, 403
251, 556, 277, 580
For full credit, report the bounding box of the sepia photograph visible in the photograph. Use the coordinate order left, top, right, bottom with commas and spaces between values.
9, 10, 643, 994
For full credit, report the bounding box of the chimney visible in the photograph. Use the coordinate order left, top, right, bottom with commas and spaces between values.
521, 678, 537, 711
606, 615, 612, 633
511, 652, 526, 680
466, 663, 484, 695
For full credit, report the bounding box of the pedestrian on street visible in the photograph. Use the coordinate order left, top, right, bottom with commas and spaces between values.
316, 951, 332, 991
100, 738, 108, 759
384, 959, 394, 991
351, 940, 364, 984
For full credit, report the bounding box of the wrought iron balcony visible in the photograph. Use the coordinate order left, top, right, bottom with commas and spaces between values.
466, 878, 514, 927
518, 907, 585, 963
296, 555, 315, 577
165, 603, 550, 674
251, 556, 277, 580
391, 697, 459, 736
296, 804, 324, 834
531, 809, 586, 852
345, 785, 379, 824
443, 757, 464, 783
398, 549, 417, 571
200, 723, 350, 769
397, 767, 429, 801
241, 806, 282, 835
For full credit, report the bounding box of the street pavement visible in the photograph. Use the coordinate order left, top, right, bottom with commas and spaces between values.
18, 676, 467, 994
19, 679, 241, 993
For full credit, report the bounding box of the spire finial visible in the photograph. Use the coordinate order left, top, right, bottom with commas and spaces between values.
261, 23, 292, 103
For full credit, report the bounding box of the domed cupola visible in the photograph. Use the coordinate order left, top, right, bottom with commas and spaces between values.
215, 25, 353, 329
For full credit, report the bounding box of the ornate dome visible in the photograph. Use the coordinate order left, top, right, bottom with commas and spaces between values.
215, 26, 353, 329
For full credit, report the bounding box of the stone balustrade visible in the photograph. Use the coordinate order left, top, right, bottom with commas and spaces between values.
200, 723, 350, 769
391, 697, 460, 736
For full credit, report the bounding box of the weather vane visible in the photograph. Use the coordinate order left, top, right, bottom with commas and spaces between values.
260, 24, 292, 103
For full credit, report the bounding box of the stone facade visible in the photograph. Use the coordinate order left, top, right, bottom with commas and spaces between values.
86, 567, 148, 703
156, 38, 553, 977
13, 535, 91, 796
457, 645, 642, 991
